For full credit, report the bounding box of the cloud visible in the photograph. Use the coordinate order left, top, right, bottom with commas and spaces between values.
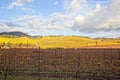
2, 0, 120, 37
0, 21, 35, 35
97, 15, 120, 31
16, 15, 36, 22
63, 0, 86, 11
0, 22, 22, 32
54, 0, 58, 5
56, 0, 120, 37
7, 0, 33, 9
0, 23, 10, 32
88, 30, 120, 38
63, 0, 120, 34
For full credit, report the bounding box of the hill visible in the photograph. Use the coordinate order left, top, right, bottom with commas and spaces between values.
0, 35, 120, 49
0, 31, 29, 37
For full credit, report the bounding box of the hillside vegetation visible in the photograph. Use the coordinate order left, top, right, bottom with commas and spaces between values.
0, 36, 120, 49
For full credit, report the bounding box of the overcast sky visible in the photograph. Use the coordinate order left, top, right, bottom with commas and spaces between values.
0, 0, 120, 38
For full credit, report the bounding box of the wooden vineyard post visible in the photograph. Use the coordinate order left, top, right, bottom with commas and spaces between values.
38, 46, 41, 80
27, 40, 28, 49
96, 41, 98, 46
34, 36, 42, 80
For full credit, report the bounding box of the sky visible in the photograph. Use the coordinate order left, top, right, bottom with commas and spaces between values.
0, 0, 120, 38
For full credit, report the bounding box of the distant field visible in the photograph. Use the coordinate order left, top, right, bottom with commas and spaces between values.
0, 36, 120, 49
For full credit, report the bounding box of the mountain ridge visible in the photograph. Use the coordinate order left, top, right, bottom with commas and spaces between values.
0, 31, 29, 37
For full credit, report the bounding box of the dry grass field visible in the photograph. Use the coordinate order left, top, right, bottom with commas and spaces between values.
0, 36, 120, 49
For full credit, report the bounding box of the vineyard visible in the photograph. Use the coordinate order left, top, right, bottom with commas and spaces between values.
0, 36, 120, 80
0, 46, 120, 79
